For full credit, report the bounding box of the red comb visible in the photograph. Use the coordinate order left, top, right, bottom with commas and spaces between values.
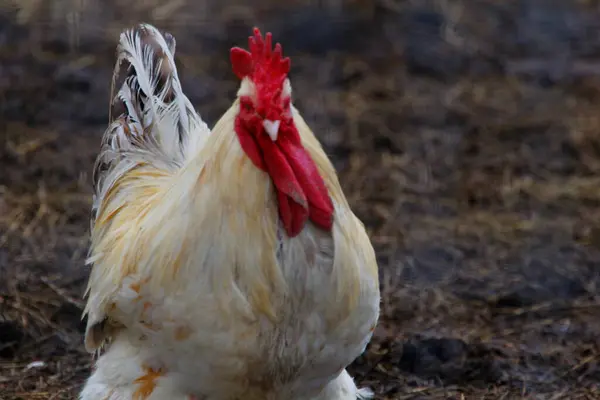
230, 28, 291, 82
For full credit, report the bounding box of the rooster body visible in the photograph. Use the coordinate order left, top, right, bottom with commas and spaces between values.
80, 25, 380, 400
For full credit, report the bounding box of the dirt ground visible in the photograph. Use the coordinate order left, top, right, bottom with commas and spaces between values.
2, 0, 600, 399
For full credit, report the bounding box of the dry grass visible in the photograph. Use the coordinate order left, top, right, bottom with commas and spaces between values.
2, 0, 600, 399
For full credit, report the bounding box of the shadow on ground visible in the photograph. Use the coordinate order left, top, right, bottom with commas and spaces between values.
2, 0, 600, 398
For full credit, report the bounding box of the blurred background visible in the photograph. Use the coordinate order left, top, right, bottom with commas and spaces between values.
2, 0, 600, 398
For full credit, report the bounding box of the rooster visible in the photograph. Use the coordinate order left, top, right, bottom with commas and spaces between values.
80, 24, 380, 400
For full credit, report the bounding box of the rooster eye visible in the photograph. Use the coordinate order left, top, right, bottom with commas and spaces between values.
240, 98, 253, 112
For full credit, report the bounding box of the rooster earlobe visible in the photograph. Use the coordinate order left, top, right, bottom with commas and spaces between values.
230, 47, 253, 79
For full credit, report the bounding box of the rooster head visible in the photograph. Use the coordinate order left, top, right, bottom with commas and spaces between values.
230, 28, 334, 238
230, 28, 292, 141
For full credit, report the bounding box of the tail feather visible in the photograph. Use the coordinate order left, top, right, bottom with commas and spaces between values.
110, 23, 207, 162
92, 23, 209, 225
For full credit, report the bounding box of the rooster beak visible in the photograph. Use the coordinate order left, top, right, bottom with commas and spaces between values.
263, 119, 281, 141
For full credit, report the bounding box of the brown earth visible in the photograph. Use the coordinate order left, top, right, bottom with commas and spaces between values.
2, 0, 600, 399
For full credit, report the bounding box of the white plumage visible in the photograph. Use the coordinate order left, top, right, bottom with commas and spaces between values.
80, 24, 380, 400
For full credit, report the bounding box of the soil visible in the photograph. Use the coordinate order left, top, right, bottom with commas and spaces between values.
2, 1, 600, 399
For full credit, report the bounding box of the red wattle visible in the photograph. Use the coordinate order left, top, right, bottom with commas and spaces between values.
234, 117, 334, 237
276, 126, 334, 232
235, 117, 266, 170
277, 190, 307, 237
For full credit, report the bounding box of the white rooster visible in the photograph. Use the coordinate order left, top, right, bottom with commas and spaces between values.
79, 24, 380, 400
